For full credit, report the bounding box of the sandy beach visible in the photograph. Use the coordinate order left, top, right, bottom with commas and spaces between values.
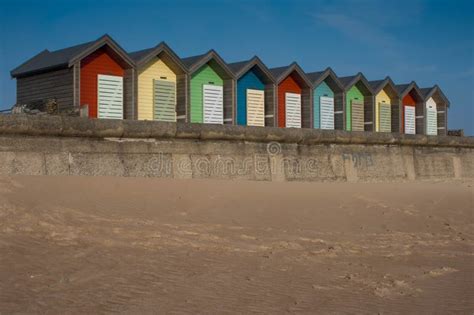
0, 176, 473, 313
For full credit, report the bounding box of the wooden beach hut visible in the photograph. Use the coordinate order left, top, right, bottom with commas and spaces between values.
420, 86, 450, 135
269, 63, 313, 128
11, 34, 135, 119
181, 50, 234, 124
395, 82, 424, 135
339, 73, 375, 132
129, 42, 187, 122
228, 56, 276, 127
306, 67, 344, 130
368, 77, 400, 133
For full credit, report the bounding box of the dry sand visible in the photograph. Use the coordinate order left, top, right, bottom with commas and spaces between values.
0, 176, 473, 314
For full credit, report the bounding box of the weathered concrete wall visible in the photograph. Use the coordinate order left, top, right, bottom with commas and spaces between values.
0, 115, 472, 182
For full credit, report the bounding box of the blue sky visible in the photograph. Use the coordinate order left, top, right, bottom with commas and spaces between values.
1, 0, 473, 134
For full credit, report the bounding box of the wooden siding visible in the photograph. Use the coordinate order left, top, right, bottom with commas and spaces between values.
301, 86, 312, 128
190, 64, 224, 123
236, 69, 265, 126
124, 68, 134, 119
345, 85, 364, 131
16, 67, 74, 111
334, 91, 344, 130
264, 83, 276, 127
313, 80, 335, 129
80, 47, 125, 118
277, 74, 302, 128
437, 102, 447, 135
176, 74, 187, 122
223, 79, 234, 124
137, 57, 177, 121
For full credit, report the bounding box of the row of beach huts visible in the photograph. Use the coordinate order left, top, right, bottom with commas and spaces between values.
11, 34, 450, 135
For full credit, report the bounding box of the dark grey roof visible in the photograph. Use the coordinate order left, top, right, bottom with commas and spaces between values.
420, 87, 432, 98
181, 53, 208, 69
338, 75, 358, 88
368, 79, 385, 91
227, 60, 251, 74
11, 40, 95, 77
269, 65, 290, 79
395, 83, 411, 94
128, 47, 155, 62
306, 70, 325, 83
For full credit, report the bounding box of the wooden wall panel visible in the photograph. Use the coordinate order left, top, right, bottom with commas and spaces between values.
17, 68, 74, 111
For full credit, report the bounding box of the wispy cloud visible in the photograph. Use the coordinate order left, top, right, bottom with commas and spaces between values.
313, 12, 399, 50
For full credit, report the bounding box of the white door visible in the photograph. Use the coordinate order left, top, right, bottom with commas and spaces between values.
426, 97, 438, 135
246, 89, 265, 127
285, 92, 301, 128
97, 74, 123, 119
404, 106, 416, 134
203, 84, 223, 124
320, 96, 334, 130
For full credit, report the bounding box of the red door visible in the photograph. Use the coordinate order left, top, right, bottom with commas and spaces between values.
80, 47, 125, 118
277, 73, 302, 128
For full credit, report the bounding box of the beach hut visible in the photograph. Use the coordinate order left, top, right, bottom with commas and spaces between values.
306, 67, 344, 130
368, 77, 400, 133
181, 50, 234, 124
269, 63, 313, 128
420, 86, 450, 136
339, 73, 375, 132
395, 82, 424, 135
11, 34, 135, 119
227, 56, 275, 127
129, 42, 187, 122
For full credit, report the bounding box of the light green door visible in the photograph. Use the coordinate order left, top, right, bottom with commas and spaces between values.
153, 79, 176, 122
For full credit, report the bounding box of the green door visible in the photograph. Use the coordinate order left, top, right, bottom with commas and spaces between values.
153, 79, 176, 122
190, 64, 224, 123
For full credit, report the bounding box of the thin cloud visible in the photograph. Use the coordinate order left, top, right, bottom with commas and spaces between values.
313, 12, 399, 50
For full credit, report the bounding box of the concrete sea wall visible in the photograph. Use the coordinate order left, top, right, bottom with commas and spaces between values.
0, 115, 472, 182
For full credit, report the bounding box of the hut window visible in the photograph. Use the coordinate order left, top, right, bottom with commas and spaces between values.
160, 76, 167, 80
208, 81, 215, 85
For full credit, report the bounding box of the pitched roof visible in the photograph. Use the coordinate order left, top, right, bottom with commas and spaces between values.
180, 52, 209, 70
338, 75, 358, 88
305, 67, 344, 91
127, 42, 187, 73
226, 56, 275, 83
11, 34, 133, 78
395, 83, 411, 95
269, 65, 290, 80
368, 79, 385, 91
129, 47, 155, 62
227, 60, 250, 74
420, 85, 450, 106
11, 40, 95, 77
338, 73, 373, 94
420, 87, 432, 98
305, 70, 326, 83
180, 50, 234, 79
